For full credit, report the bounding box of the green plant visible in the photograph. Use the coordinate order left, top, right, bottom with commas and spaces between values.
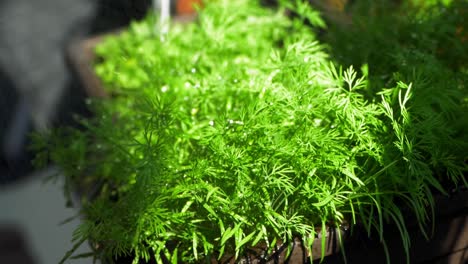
32, 0, 467, 263
322, 0, 468, 187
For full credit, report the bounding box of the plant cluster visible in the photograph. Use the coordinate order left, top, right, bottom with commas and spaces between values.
322, 0, 468, 190
32, 0, 467, 263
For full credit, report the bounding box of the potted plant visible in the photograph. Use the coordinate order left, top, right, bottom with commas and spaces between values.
32, 0, 466, 263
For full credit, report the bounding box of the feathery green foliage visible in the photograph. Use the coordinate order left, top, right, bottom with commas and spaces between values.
32, 0, 467, 263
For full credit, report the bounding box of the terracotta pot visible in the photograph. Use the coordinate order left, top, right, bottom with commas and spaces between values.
212, 226, 348, 263
176, 0, 202, 15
